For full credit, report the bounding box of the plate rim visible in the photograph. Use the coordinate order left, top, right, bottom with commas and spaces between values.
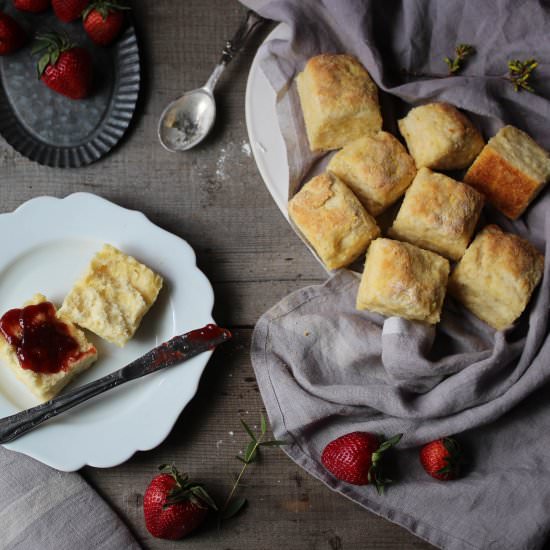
245, 23, 290, 220
0, 193, 215, 471
0, 23, 141, 168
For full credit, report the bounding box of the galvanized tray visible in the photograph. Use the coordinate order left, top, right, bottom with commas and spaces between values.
0, 5, 140, 168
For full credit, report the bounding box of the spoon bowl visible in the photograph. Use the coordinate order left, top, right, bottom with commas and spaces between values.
157, 10, 266, 153
158, 87, 216, 152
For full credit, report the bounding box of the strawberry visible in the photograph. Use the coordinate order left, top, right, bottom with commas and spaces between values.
419, 437, 462, 481
0, 12, 26, 55
33, 32, 92, 99
143, 464, 217, 540
83, 0, 129, 46
13, 0, 51, 13
321, 431, 402, 494
52, 0, 89, 22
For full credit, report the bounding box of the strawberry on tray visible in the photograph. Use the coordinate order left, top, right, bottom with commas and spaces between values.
33, 32, 92, 99
0, 1, 140, 167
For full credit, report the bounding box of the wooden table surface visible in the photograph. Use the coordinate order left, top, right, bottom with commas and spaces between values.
1, 1, 435, 548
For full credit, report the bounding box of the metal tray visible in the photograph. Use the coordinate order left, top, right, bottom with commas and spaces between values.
0, 5, 140, 168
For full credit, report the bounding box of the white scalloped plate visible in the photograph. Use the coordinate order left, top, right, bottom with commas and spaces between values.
0, 193, 215, 471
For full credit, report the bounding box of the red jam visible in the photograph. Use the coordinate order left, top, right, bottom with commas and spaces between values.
0, 302, 83, 374
186, 324, 232, 348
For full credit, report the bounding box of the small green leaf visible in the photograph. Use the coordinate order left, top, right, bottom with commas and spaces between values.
222, 497, 247, 520
241, 419, 257, 442
244, 440, 258, 463
260, 413, 267, 435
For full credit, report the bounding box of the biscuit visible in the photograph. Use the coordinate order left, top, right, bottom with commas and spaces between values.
296, 54, 382, 151
0, 294, 98, 402
388, 168, 484, 260
398, 102, 484, 170
448, 225, 544, 330
59, 244, 163, 347
288, 172, 380, 270
327, 131, 416, 216
356, 238, 450, 324
464, 125, 550, 219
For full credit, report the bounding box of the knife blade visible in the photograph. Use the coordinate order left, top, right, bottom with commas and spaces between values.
0, 324, 231, 445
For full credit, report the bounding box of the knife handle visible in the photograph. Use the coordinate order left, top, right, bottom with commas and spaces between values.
0, 370, 124, 444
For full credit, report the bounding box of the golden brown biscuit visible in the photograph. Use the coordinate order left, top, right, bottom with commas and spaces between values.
398, 102, 484, 170
288, 172, 380, 270
356, 238, 450, 324
296, 54, 382, 152
59, 244, 163, 347
388, 168, 484, 261
327, 131, 416, 216
448, 225, 544, 330
464, 125, 550, 219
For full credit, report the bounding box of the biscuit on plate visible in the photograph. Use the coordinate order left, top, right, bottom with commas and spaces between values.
356, 238, 450, 324
59, 244, 163, 347
288, 172, 380, 270
327, 131, 416, 216
388, 168, 484, 261
398, 102, 484, 170
464, 125, 550, 219
0, 294, 98, 402
296, 53, 382, 152
448, 225, 544, 330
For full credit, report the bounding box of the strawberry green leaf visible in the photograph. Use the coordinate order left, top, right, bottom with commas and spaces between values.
260, 413, 267, 435
192, 485, 218, 511
37, 53, 50, 78
50, 49, 59, 66
259, 440, 287, 447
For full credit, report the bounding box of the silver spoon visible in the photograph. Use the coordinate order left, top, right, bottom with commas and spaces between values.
158, 10, 267, 152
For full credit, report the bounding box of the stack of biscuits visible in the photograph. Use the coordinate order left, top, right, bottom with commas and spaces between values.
289, 54, 548, 331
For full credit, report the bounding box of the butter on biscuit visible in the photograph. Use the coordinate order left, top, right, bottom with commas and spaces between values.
59, 244, 163, 347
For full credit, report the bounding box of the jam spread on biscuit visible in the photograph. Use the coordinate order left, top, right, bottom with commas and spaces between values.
0, 302, 82, 374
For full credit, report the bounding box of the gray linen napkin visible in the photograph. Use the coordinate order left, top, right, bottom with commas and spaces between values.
245, 0, 550, 548
0, 448, 140, 549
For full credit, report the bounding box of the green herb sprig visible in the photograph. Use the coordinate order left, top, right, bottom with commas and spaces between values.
444, 43, 476, 75
507, 58, 538, 92
219, 414, 286, 521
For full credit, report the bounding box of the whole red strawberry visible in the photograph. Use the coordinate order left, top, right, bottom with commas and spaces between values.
0, 12, 26, 55
419, 437, 462, 481
321, 431, 402, 494
52, 0, 89, 22
83, 0, 129, 46
13, 0, 50, 13
143, 464, 217, 540
33, 32, 92, 99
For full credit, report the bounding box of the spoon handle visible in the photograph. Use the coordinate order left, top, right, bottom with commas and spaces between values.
221, 10, 268, 64
205, 10, 268, 91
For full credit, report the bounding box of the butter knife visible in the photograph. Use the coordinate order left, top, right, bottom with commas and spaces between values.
0, 324, 231, 444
